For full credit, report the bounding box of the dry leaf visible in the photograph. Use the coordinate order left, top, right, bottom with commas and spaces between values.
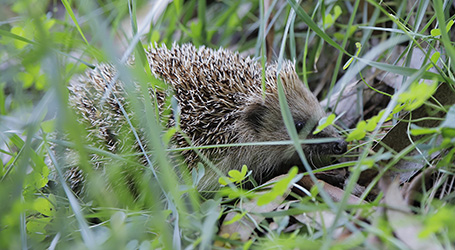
382, 178, 443, 250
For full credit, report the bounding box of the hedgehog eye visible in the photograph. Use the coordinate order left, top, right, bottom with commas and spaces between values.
295, 121, 305, 133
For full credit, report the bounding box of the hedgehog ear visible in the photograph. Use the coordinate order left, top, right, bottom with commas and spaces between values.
243, 102, 268, 133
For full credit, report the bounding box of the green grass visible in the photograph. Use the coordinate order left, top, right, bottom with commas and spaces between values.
1, 0, 455, 249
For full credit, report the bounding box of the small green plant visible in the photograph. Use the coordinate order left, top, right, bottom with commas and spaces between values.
218, 165, 250, 186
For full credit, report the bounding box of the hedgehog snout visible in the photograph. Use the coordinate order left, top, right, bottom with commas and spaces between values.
314, 125, 347, 155
331, 140, 347, 155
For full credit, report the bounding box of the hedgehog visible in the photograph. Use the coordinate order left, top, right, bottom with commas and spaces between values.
67, 43, 347, 194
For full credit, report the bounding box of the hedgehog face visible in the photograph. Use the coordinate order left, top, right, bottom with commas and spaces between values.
242, 99, 344, 157
237, 79, 346, 177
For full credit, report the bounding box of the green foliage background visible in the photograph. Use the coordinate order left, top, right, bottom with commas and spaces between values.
1, 0, 454, 249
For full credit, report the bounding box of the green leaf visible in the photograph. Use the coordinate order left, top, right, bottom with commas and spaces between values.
218, 187, 253, 199
12, 0, 47, 15
333, 32, 344, 40
411, 105, 455, 139
228, 169, 243, 180
359, 158, 375, 170
323, 5, 342, 29
323, 14, 334, 29
426, 52, 441, 71
256, 167, 298, 206
218, 177, 229, 186
446, 20, 454, 32
437, 147, 455, 167
440, 105, 455, 138
219, 165, 249, 185
27, 217, 51, 242
240, 165, 247, 177
162, 127, 177, 146
420, 206, 455, 240
410, 127, 439, 136
430, 28, 441, 37
0, 27, 37, 46
333, 5, 342, 19
346, 120, 367, 141
430, 52, 441, 65
334, 26, 357, 41
365, 116, 379, 132
391, 104, 405, 116
441, 128, 455, 138
313, 113, 336, 134
33, 197, 55, 216
223, 212, 245, 225
227, 165, 248, 183
430, 20, 454, 37
16, 72, 34, 88
398, 81, 438, 111
10, 26, 28, 49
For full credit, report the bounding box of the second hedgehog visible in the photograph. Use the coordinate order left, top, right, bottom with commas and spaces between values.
69, 43, 346, 193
